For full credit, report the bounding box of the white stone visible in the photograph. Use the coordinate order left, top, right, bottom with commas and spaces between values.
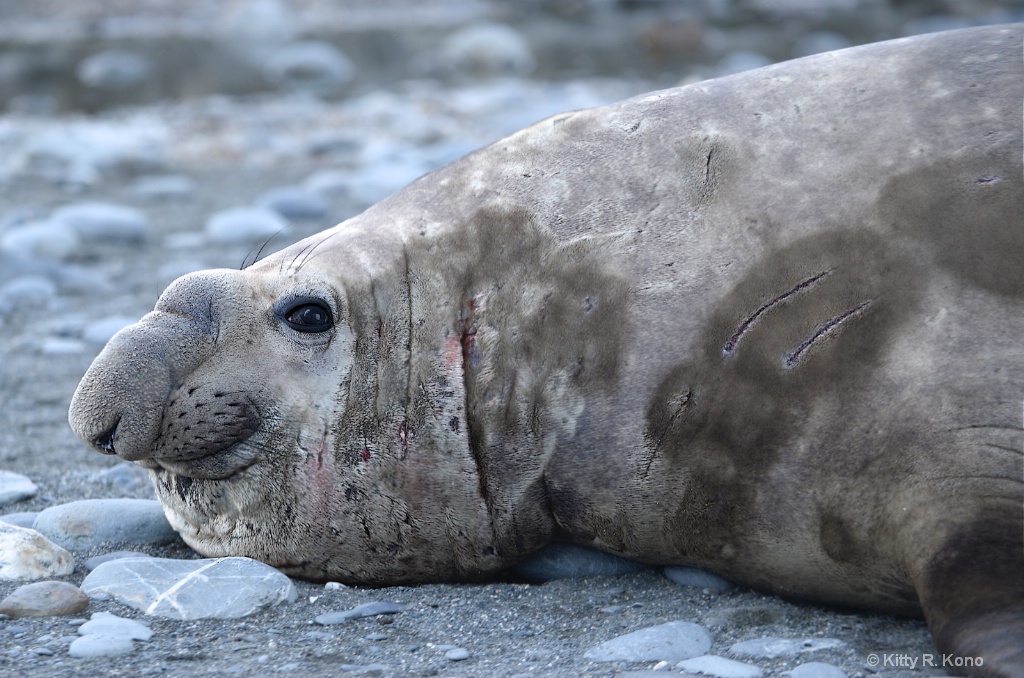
81, 556, 297, 620
0, 523, 75, 580
79, 612, 153, 640
730, 637, 847, 659
68, 634, 136, 658
0, 220, 81, 261
782, 662, 848, 678
0, 471, 38, 506
51, 202, 149, 244
677, 654, 764, 678
82, 315, 140, 344
0, 276, 57, 317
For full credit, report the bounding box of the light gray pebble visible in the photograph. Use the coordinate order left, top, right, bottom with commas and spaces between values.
436, 22, 535, 79
78, 612, 152, 641
205, 206, 288, 244
0, 276, 57, 317
716, 51, 773, 77
51, 202, 149, 244
0, 220, 81, 261
782, 662, 848, 678
444, 647, 471, 661
314, 601, 406, 625
89, 463, 152, 493
729, 637, 847, 659
346, 157, 432, 206
514, 543, 651, 581
263, 41, 354, 94
302, 169, 350, 197
0, 472, 38, 507
791, 31, 851, 58
82, 315, 139, 344
130, 174, 196, 200
664, 566, 735, 592
365, 633, 388, 641
40, 338, 85, 355
84, 551, 151, 572
68, 633, 136, 658
0, 513, 38, 529
256, 186, 329, 220
76, 50, 153, 90
33, 498, 178, 551
676, 654, 764, 678
338, 664, 390, 673
81, 556, 297, 620
584, 621, 713, 663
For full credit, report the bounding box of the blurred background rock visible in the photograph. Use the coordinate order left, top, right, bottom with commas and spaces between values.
0, 0, 1019, 114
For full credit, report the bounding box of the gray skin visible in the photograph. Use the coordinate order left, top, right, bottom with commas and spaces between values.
70, 25, 1022, 676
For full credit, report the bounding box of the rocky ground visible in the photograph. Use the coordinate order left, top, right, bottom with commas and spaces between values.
0, 1, 1019, 676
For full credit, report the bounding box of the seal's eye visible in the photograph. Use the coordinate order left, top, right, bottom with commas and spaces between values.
283, 301, 333, 333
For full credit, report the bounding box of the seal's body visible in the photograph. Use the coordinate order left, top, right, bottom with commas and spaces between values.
71, 25, 1023, 676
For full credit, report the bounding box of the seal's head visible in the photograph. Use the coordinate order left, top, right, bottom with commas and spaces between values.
69, 227, 504, 584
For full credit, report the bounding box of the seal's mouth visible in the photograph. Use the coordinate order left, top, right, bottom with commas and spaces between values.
137, 444, 261, 481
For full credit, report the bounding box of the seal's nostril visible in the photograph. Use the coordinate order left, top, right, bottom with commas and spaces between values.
93, 421, 119, 455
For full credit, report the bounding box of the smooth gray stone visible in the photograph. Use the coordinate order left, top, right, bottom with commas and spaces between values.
0, 220, 80, 261
89, 464, 152, 493
436, 22, 535, 79
0, 472, 38, 507
513, 543, 650, 581
729, 637, 847, 659
676, 654, 764, 678
77, 50, 153, 89
314, 601, 407, 625
131, 174, 196, 200
82, 315, 140, 344
664, 566, 734, 592
0, 276, 56, 317
51, 202, 149, 244
33, 499, 177, 551
263, 41, 354, 94
782, 662, 848, 678
256, 186, 329, 220
445, 647, 471, 661
205, 206, 287, 244
0, 513, 38, 529
81, 556, 297, 620
584, 621, 713, 663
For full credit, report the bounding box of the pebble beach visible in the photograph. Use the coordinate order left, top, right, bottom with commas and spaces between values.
0, 1, 1019, 676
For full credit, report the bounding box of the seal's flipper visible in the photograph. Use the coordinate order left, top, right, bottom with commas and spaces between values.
912, 497, 1024, 676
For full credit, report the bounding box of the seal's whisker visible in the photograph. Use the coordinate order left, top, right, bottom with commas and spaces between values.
242, 224, 294, 270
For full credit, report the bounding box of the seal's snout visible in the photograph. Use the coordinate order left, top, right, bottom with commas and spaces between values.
69, 291, 220, 464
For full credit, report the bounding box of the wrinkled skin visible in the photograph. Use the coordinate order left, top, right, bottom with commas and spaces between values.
70, 25, 1023, 677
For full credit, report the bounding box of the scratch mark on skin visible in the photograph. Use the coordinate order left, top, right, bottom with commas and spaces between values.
723, 270, 833, 356
784, 300, 873, 368
646, 389, 691, 475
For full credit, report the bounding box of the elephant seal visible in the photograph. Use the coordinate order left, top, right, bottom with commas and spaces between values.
70, 25, 1022, 676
